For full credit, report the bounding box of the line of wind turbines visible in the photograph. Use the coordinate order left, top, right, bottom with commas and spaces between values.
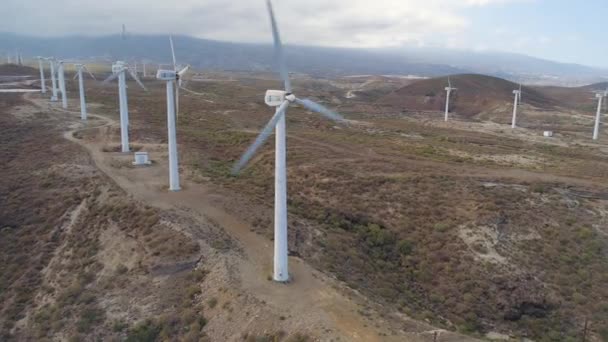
4, 0, 606, 284
443, 77, 606, 140
12, 0, 345, 283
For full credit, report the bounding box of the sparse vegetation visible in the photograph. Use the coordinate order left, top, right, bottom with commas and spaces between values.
3, 66, 608, 341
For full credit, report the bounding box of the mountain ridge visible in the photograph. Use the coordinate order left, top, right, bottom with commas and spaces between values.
1, 32, 606, 85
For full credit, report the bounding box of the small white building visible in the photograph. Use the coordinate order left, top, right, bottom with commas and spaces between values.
543, 131, 554, 137
133, 152, 152, 166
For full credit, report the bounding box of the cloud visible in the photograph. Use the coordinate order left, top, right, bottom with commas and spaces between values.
1, 0, 524, 48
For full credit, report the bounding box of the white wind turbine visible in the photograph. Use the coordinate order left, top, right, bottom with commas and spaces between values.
57, 60, 68, 109
444, 76, 457, 122
36, 57, 47, 94
156, 36, 191, 191
232, 0, 345, 283
511, 85, 522, 129
593, 90, 606, 140
73, 64, 96, 120
102, 61, 147, 153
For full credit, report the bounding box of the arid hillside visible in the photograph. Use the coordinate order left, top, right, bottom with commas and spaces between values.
534, 81, 608, 112
379, 74, 561, 117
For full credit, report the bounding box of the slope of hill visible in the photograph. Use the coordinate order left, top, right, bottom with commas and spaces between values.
378, 74, 562, 117
533, 82, 608, 111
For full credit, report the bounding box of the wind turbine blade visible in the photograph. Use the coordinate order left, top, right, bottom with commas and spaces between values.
128, 69, 148, 91
448, 76, 451, 88
169, 35, 177, 72
232, 100, 290, 174
294, 98, 345, 122
73, 73, 79, 80
83, 65, 96, 80
102, 72, 119, 84
178, 65, 190, 77
519, 83, 522, 102
180, 86, 210, 97
266, 0, 292, 93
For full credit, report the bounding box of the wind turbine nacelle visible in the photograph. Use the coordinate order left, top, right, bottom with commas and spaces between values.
513, 90, 521, 95
156, 69, 177, 81
596, 93, 604, 99
112, 65, 124, 74
265, 90, 287, 107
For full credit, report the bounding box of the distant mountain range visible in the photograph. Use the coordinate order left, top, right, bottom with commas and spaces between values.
1, 32, 606, 86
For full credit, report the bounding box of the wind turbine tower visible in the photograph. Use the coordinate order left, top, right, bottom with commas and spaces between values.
49, 59, 59, 102
444, 76, 457, 122
511, 88, 521, 129
593, 91, 605, 140
57, 61, 68, 109
103, 61, 147, 152
37, 57, 46, 94
74, 64, 96, 120
232, 0, 345, 282
155, 36, 191, 191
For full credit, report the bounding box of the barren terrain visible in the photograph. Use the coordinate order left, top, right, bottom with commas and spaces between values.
1, 65, 607, 341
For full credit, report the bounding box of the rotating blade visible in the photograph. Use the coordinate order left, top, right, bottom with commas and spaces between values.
73, 72, 79, 80
519, 83, 522, 102
232, 100, 290, 174
178, 65, 190, 77
102, 72, 119, 84
83, 65, 96, 80
128, 69, 147, 91
448, 76, 451, 88
180, 86, 210, 97
294, 98, 344, 122
266, 0, 291, 93
169, 35, 177, 72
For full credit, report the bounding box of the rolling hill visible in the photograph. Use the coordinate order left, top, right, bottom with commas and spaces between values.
533, 82, 608, 111
378, 74, 562, 117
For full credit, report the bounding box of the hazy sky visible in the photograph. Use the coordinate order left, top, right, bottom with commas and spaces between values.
2, 0, 607, 68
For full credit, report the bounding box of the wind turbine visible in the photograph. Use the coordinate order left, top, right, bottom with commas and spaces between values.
57, 60, 68, 109
156, 38, 190, 191
511, 86, 521, 129
593, 91, 606, 140
48, 58, 59, 102
232, 0, 345, 283
36, 57, 47, 94
444, 76, 457, 122
103, 61, 147, 153
73, 64, 96, 120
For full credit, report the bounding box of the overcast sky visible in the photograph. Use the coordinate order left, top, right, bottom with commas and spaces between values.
3, 0, 607, 68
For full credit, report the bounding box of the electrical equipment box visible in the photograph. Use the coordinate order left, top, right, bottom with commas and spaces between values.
133, 152, 151, 166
